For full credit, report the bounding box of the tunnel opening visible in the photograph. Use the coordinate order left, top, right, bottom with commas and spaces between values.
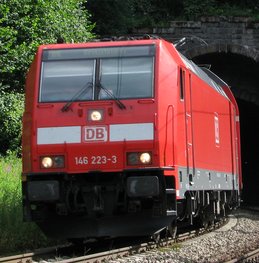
192, 52, 259, 205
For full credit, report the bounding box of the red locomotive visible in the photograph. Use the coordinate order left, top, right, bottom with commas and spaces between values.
22, 38, 242, 240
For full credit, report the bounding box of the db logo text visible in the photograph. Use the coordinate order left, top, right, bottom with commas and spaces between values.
83, 126, 108, 142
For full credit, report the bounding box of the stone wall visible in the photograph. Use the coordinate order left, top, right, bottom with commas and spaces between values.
137, 16, 259, 61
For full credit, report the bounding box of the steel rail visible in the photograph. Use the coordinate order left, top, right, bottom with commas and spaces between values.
225, 247, 259, 263
0, 246, 58, 263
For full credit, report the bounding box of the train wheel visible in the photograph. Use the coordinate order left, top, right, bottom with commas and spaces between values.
151, 231, 162, 243
195, 211, 209, 229
167, 224, 177, 239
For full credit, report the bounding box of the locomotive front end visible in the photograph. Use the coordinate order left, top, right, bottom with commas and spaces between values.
22, 40, 176, 239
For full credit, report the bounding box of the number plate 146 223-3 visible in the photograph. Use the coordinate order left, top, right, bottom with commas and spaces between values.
74, 155, 117, 165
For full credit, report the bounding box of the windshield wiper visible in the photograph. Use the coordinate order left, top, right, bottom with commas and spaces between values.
98, 82, 126, 110
61, 82, 93, 112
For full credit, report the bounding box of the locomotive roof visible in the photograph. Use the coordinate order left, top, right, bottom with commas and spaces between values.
180, 53, 228, 98
37, 38, 229, 99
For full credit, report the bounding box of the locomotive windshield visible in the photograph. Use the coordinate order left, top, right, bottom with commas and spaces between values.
39, 45, 155, 102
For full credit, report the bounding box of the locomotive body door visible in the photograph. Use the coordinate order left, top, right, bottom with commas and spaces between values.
230, 103, 239, 190
182, 69, 195, 181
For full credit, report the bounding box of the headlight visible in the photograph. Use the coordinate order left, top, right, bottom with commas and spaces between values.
41, 157, 53, 168
88, 109, 103, 121
127, 152, 152, 166
139, 153, 151, 164
40, 156, 65, 169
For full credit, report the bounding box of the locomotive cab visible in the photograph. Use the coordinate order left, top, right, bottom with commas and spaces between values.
22, 40, 178, 239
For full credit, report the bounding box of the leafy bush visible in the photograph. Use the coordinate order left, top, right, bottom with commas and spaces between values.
0, 0, 94, 93
0, 0, 94, 155
0, 84, 24, 156
182, 0, 259, 20
183, 0, 217, 20
87, 0, 259, 35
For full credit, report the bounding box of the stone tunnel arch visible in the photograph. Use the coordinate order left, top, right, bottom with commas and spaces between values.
184, 44, 259, 205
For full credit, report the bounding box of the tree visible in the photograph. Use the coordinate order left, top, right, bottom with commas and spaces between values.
183, 0, 217, 20
86, 0, 134, 36
87, 0, 259, 37
0, 85, 24, 155
0, 0, 95, 92
0, 0, 95, 155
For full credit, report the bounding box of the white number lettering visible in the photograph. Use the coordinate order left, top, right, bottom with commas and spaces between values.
91, 156, 96, 164
101, 156, 107, 164
75, 155, 117, 165
91, 156, 107, 164
111, 155, 117, 163
96, 156, 102, 164
75, 157, 88, 165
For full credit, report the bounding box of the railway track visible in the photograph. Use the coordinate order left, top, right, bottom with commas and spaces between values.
1, 208, 259, 263
0, 246, 59, 263
0, 221, 223, 263
225, 247, 259, 263
224, 207, 259, 263
0, 242, 154, 263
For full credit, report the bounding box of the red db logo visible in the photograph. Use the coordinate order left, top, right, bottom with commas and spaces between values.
83, 126, 108, 142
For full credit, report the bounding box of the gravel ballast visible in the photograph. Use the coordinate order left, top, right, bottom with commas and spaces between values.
109, 208, 259, 263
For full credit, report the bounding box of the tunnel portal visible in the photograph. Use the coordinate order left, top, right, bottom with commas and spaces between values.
192, 52, 259, 205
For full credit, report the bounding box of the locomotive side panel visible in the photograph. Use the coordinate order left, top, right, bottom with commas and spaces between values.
22, 56, 40, 174
155, 41, 179, 168
175, 65, 240, 205
191, 74, 233, 172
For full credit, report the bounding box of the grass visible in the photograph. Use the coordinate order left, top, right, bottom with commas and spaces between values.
157, 243, 181, 252
0, 155, 52, 256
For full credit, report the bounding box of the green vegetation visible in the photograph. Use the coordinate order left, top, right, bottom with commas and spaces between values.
0, 0, 94, 93
0, 86, 24, 156
183, 0, 259, 20
158, 243, 181, 252
0, 156, 52, 255
0, 0, 94, 156
86, 0, 259, 35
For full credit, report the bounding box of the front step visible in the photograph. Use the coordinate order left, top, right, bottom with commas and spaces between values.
166, 188, 177, 216
166, 210, 177, 216
166, 188, 176, 194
